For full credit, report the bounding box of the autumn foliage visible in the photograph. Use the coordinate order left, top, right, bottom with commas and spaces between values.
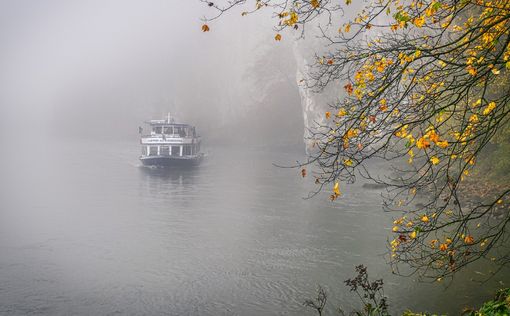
203, 0, 510, 280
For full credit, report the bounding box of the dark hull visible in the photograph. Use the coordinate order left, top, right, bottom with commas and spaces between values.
140, 154, 203, 167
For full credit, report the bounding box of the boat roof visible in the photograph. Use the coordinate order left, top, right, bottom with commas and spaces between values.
144, 120, 193, 127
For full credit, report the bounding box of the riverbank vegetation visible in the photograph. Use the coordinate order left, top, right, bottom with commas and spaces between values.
305, 266, 509, 315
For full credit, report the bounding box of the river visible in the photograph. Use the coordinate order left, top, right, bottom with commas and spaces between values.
0, 139, 507, 315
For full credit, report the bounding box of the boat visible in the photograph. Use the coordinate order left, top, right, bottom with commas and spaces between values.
139, 114, 203, 167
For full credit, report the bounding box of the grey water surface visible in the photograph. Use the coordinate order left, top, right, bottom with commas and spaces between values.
0, 140, 507, 315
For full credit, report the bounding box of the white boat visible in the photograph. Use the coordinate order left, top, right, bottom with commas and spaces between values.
139, 114, 203, 167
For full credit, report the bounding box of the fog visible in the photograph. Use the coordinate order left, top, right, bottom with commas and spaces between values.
2, 2, 508, 315
0, 0, 303, 145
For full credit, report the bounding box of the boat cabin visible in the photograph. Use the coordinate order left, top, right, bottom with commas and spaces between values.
140, 119, 201, 159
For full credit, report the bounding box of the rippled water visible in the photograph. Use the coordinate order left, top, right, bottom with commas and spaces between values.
0, 140, 507, 315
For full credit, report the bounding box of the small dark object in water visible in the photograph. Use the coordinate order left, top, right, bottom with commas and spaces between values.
362, 183, 388, 189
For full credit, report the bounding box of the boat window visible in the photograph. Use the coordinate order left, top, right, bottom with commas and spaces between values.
160, 146, 170, 156
174, 127, 184, 137
153, 126, 162, 134
171, 146, 180, 156
184, 145, 191, 156
141, 146, 147, 155
163, 126, 172, 134
148, 146, 158, 156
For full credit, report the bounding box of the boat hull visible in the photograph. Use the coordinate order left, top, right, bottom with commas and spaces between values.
140, 154, 203, 167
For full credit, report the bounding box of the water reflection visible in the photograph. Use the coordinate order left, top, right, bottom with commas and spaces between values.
138, 165, 201, 181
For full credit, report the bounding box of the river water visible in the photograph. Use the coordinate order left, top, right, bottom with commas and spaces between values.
0, 139, 507, 315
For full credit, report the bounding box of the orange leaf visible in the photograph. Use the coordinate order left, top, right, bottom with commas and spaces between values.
344, 83, 353, 95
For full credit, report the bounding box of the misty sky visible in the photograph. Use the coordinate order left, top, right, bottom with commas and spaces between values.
0, 0, 297, 141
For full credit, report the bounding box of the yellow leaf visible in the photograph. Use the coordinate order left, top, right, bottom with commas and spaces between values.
413, 16, 425, 27
430, 156, 440, 165
311, 0, 319, 8
325, 111, 331, 119
284, 11, 299, 26
483, 101, 496, 115
427, 130, 440, 143
344, 23, 351, 33
333, 182, 340, 195
421, 215, 429, 222
201, 24, 210, 32
393, 217, 404, 225
466, 65, 477, 76
343, 159, 353, 166
274, 33, 282, 41
345, 0, 351, 4
337, 108, 347, 117
416, 137, 430, 149
436, 140, 449, 148
409, 231, 417, 239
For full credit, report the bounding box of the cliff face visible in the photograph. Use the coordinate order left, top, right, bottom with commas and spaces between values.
293, 38, 342, 152
291, 3, 388, 151
294, 43, 315, 152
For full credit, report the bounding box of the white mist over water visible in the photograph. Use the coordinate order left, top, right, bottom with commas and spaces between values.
1, 1, 509, 315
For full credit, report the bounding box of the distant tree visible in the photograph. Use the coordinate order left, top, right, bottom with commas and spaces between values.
201, 0, 510, 280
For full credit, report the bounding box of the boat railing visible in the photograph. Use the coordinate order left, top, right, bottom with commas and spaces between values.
141, 133, 198, 138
